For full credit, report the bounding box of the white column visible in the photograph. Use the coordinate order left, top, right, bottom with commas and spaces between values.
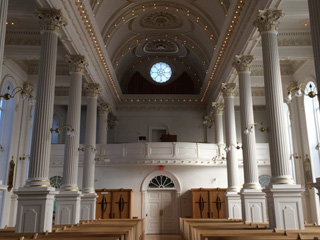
0, 0, 8, 84
15, 9, 66, 233
233, 55, 267, 223
254, 10, 304, 230
81, 83, 101, 220
221, 83, 242, 219
9, 82, 34, 227
55, 55, 87, 225
98, 103, 110, 145
212, 102, 224, 157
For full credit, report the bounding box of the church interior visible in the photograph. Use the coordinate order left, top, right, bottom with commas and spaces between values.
1, 0, 320, 239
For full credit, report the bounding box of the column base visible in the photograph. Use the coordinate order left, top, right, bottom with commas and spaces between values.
263, 184, 305, 230
240, 188, 267, 223
55, 191, 81, 225
80, 193, 97, 221
225, 191, 242, 219
15, 187, 55, 233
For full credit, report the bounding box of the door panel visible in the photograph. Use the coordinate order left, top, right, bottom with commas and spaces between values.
146, 191, 177, 234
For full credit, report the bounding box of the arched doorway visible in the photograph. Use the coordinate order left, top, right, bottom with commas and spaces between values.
141, 170, 181, 234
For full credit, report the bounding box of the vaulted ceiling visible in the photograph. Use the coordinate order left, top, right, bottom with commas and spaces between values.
4, 0, 312, 112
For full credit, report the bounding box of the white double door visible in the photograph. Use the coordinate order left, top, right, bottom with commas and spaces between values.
146, 190, 178, 234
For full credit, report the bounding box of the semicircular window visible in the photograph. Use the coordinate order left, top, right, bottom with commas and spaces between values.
148, 175, 175, 189
259, 175, 271, 188
50, 176, 63, 189
150, 62, 172, 83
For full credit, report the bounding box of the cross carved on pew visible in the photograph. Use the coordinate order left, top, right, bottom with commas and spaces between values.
212, 194, 222, 218
98, 194, 111, 219
115, 194, 128, 219
195, 194, 207, 218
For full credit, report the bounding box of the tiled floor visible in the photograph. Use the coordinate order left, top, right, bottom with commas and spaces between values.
145, 234, 181, 240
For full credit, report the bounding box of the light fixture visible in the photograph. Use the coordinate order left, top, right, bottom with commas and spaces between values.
19, 154, 29, 161
94, 155, 110, 162
78, 145, 97, 154
285, 83, 318, 104
243, 123, 257, 134
224, 143, 241, 152
50, 125, 76, 136
0, 82, 35, 105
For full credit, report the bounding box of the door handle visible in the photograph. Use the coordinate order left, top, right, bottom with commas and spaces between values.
160, 210, 163, 216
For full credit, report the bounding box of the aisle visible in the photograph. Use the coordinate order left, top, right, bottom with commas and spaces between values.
145, 234, 181, 240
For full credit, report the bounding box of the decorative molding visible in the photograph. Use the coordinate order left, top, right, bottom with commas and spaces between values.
98, 102, 111, 114
253, 9, 284, 33
116, 103, 206, 111
34, 9, 67, 32
65, 55, 88, 73
221, 83, 237, 97
232, 55, 255, 73
141, 11, 181, 29
212, 102, 224, 114
83, 82, 102, 98
143, 39, 179, 53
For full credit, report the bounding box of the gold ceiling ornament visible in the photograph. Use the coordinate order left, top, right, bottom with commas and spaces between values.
253, 9, 284, 33
212, 102, 224, 114
143, 39, 179, 53
232, 55, 255, 73
83, 82, 102, 98
141, 11, 181, 29
220, 83, 237, 98
34, 9, 67, 32
65, 54, 88, 73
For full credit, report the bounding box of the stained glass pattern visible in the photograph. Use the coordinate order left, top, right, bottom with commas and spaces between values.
50, 175, 63, 188
150, 62, 172, 83
259, 175, 271, 188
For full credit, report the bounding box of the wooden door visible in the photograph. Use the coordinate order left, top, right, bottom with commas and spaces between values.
96, 189, 111, 219
146, 191, 177, 234
111, 190, 131, 219
191, 189, 210, 218
209, 188, 226, 218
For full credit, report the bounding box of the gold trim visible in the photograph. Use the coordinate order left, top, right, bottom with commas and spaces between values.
27, 179, 49, 182
25, 184, 52, 188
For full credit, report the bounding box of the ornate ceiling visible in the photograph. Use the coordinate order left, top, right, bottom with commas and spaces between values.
4, 0, 312, 111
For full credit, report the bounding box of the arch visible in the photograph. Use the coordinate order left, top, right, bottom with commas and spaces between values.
141, 170, 181, 193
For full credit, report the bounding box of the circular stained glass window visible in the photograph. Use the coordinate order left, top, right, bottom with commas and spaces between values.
150, 62, 172, 83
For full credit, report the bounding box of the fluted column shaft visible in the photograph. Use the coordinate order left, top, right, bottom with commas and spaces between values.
82, 83, 101, 194
26, 30, 59, 187
215, 113, 224, 145
260, 30, 293, 185
61, 77, 82, 190
0, 0, 8, 82
222, 84, 240, 192
232, 54, 261, 190
98, 104, 110, 145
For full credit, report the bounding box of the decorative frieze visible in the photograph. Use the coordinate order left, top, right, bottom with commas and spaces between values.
254, 10, 284, 33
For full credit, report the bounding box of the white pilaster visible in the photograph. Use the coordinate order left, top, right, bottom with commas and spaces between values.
254, 9, 305, 230
15, 9, 66, 233
221, 83, 241, 219
81, 83, 101, 220
98, 103, 110, 145
233, 55, 267, 223
55, 55, 87, 225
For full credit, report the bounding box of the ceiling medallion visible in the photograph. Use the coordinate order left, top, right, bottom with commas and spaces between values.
144, 39, 179, 53
141, 11, 181, 29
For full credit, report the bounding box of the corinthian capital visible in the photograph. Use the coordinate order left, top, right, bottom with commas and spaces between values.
34, 9, 67, 32
83, 83, 102, 98
232, 55, 255, 73
65, 55, 88, 73
212, 102, 224, 114
98, 103, 111, 114
253, 9, 284, 33
220, 83, 237, 98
